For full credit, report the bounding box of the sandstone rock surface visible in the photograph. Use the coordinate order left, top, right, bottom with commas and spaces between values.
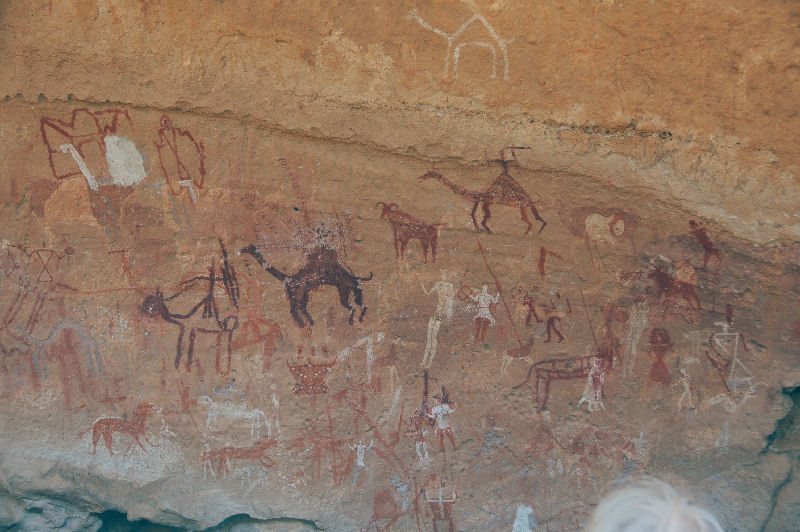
0, 1, 798, 530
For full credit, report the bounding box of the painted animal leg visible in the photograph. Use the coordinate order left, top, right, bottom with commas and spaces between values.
392, 228, 401, 258
420, 239, 429, 263
470, 201, 480, 231
174, 323, 186, 369
354, 286, 367, 323
531, 205, 547, 233
186, 328, 197, 370
298, 292, 315, 327
430, 234, 438, 262
399, 236, 409, 260
91, 427, 100, 454
480, 202, 493, 234
520, 206, 533, 236
103, 431, 114, 455
288, 302, 306, 328
338, 286, 356, 325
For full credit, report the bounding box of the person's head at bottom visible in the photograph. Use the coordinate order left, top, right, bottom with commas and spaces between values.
585, 478, 724, 532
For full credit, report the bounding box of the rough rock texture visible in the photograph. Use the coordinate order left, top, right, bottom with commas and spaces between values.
0, 1, 798, 530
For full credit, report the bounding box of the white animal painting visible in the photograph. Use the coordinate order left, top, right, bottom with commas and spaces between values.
198, 395, 266, 438
408, 8, 513, 81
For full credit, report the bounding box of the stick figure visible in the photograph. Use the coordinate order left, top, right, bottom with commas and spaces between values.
421, 271, 455, 367
469, 285, 499, 342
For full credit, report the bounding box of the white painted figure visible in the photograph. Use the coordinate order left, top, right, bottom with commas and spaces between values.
676, 368, 694, 411
623, 295, 649, 376
578, 357, 606, 412
421, 270, 455, 367
348, 439, 374, 485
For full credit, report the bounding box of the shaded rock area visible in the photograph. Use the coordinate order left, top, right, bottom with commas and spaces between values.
0, 1, 798, 531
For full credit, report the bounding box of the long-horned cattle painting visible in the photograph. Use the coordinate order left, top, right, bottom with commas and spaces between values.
1, 14, 797, 528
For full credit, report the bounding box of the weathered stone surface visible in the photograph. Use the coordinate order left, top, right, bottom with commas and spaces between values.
0, 1, 798, 531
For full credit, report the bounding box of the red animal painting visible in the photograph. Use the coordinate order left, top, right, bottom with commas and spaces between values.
79, 402, 157, 456
647, 265, 701, 311
418, 147, 546, 236
202, 438, 278, 477
375, 202, 442, 262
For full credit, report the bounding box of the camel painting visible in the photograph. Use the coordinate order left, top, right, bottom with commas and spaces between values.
418, 149, 546, 236
238, 245, 372, 328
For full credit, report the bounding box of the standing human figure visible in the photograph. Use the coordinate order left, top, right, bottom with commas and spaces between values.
676, 368, 694, 411
421, 271, 455, 367
427, 395, 457, 454
406, 410, 430, 464
522, 290, 543, 326
647, 328, 673, 385
543, 293, 567, 343
578, 356, 606, 412
469, 285, 499, 342
347, 439, 374, 485
623, 293, 650, 376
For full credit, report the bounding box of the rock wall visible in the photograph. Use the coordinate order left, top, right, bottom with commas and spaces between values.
0, 1, 798, 530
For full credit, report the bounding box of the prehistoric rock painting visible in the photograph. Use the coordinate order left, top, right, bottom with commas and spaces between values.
418, 148, 546, 235
79, 402, 157, 456
375, 202, 441, 262
2, 100, 796, 531
153, 115, 207, 205
39, 108, 146, 236
408, 8, 513, 81
238, 244, 371, 328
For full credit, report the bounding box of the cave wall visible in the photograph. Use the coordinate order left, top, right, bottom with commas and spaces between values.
0, 1, 799, 530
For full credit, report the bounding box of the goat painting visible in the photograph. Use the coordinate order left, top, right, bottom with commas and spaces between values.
375, 201, 441, 262
238, 245, 371, 328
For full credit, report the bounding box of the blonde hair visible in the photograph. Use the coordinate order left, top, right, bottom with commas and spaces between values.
585, 478, 724, 532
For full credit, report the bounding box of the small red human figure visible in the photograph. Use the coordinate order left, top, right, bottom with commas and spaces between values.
543, 293, 567, 343
688, 219, 721, 269
647, 328, 673, 385
522, 291, 543, 326
426, 395, 456, 455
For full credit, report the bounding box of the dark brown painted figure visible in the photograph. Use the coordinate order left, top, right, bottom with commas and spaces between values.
238, 245, 371, 328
